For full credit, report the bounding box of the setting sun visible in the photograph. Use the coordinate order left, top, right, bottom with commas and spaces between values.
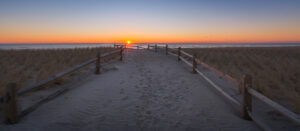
126, 41, 131, 45
0, 1, 300, 130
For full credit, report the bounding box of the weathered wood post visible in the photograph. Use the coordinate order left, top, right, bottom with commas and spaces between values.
166, 44, 168, 55
178, 47, 181, 61
193, 53, 197, 73
3, 83, 18, 124
95, 52, 100, 74
155, 44, 157, 52
120, 46, 123, 61
242, 74, 252, 120
238, 82, 242, 94
147, 44, 149, 50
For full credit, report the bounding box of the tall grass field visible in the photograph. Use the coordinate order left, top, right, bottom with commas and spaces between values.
0, 47, 116, 96
184, 47, 300, 113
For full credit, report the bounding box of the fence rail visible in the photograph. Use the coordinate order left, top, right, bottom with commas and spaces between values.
130, 45, 146, 49
1, 46, 124, 124
180, 50, 193, 58
2, 44, 299, 128
17, 49, 121, 96
179, 56, 193, 67
248, 88, 300, 124
148, 44, 300, 129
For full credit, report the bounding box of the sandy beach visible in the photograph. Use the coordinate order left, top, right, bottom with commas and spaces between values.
0, 47, 116, 96
1, 0, 300, 130
0, 49, 262, 130
184, 47, 300, 114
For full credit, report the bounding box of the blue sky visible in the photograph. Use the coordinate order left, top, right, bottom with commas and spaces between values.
1, 0, 300, 43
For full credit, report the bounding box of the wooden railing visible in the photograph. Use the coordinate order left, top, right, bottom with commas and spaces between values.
113, 44, 124, 48
114, 44, 146, 50
148, 44, 158, 52
0, 46, 124, 124
149, 44, 300, 129
130, 45, 146, 49
2, 44, 300, 128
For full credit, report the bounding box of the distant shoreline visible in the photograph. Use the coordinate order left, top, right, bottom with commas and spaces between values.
1, 42, 300, 44
1, 43, 300, 50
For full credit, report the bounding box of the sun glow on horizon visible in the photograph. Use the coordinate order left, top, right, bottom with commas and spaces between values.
1, 1, 300, 44
126, 40, 131, 45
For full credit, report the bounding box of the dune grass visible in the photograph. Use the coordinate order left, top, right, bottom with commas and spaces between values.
0, 47, 117, 96
184, 47, 300, 113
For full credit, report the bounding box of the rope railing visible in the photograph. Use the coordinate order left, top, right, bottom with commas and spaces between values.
148, 44, 300, 129
1, 46, 124, 124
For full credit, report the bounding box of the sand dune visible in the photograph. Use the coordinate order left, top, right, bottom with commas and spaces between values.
0, 49, 260, 130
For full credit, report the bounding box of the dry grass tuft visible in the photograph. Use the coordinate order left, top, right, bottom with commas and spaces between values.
184, 47, 300, 113
0, 47, 117, 96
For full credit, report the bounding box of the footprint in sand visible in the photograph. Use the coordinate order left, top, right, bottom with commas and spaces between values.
174, 121, 182, 127
122, 96, 129, 101
181, 80, 186, 84
165, 103, 173, 109
120, 88, 125, 94
102, 100, 112, 107
146, 111, 152, 115
164, 70, 169, 74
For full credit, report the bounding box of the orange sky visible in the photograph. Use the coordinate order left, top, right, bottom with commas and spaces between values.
1, 26, 299, 43
1, 0, 300, 44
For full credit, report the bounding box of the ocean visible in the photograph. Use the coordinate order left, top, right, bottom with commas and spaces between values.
0, 43, 299, 50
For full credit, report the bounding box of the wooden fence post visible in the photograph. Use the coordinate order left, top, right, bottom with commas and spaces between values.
166, 45, 168, 55
242, 74, 252, 120
178, 47, 181, 61
3, 83, 18, 124
193, 53, 197, 73
95, 52, 100, 74
148, 44, 149, 50
155, 44, 157, 52
120, 47, 123, 61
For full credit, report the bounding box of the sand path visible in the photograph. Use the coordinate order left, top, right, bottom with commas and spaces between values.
0, 49, 259, 131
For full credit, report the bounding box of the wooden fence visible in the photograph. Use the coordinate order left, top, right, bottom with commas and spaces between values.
149, 44, 300, 130
114, 44, 147, 50
0, 46, 124, 124
2, 44, 300, 128
130, 45, 146, 49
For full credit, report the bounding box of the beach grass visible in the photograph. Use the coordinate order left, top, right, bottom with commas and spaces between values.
184, 47, 300, 113
0, 47, 117, 96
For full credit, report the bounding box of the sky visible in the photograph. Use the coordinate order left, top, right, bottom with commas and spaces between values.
0, 0, 300, 44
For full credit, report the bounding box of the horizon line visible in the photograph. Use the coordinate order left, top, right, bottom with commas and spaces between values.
1, 42, 300, 44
